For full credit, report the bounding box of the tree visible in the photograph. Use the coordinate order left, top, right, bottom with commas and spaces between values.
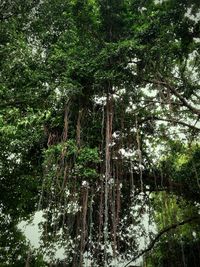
0, 0, 200, 266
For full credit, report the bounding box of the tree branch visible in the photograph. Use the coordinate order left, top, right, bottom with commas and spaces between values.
140, 116, 200, 131
123, 216, 200, 267
148, 79, 200, 116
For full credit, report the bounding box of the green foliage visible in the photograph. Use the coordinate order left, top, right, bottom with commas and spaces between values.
159, 143, 200, 201
43, 140, 100, 184
147, 192, 200, 267
1, 0, 200, 265
75, 147, 100, 179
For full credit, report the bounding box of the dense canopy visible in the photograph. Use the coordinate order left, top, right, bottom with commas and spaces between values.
0, 0, 200, 266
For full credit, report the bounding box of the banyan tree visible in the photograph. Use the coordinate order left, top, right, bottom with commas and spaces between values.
0, 0, 200, 266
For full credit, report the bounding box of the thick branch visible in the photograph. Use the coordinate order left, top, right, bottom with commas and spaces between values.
123, 216, 200, 267
140, 116, 200, 131
148, 79, 200, 116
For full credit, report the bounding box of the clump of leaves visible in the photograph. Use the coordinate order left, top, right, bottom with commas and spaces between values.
75, 147, 100, 180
